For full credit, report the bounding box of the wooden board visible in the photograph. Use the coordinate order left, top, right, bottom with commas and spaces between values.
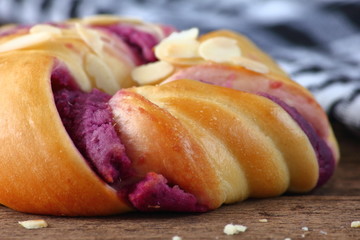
0, 121, 359, 240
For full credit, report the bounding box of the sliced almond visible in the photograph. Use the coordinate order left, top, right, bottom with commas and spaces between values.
155, 39, 200, 60
166, 28, 199, 41
165, 57, 205, 66
18, 219, 48, 229
132, 23, 166, 41
199, 36, 241, 63
131, 61, 174, 85
75, 23, 104, 56
59, 58, 92, 92
29, 24, 62, 35
81, 15, 142, 25
0, 32, 54, 53
231, 56, 269, 74
51, 51, 92, 92
154, 28, 200, 61
101, 53, 135, 88
85, 53, 119, 94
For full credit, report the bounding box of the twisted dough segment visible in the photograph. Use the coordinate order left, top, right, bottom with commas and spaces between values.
162, 30, 339, 163
0, 52, 131, 216
0, 17, 175, 216
110, 79, 318, 209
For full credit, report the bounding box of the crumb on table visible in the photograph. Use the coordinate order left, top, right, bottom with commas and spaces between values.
172, 236, 182, 240
18, 219, 48, 229
351, 221, 360, 228
223, 223, 247, 235
301, 226, 309, 231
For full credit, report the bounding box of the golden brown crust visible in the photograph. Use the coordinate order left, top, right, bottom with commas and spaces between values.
0, 51, 131, 216
110, 79, 319, 208
0, 17, 339, 216
110, 90, 222, 208
163, 30, 340, 163
166, 61, 340, 164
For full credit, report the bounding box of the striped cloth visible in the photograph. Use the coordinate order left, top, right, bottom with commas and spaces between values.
1, 0, 360, 135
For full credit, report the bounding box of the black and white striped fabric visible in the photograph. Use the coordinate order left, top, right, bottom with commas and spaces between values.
1, 0, 360, 136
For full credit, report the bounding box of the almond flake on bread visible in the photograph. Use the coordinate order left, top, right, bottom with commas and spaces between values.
131, 61, 174, 85
85, 53, 119, 94
231, 56, 269, 74
199, 36, 242, 63
0, 32, 55, 53
30, 24, 63, 35
75, 23, 104, 56
80, 15, 142, 25
154, 28, 200, 61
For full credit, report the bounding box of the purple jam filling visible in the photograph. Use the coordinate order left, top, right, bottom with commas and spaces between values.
97, 24, 159, 64
51, 65, 207, 211
128, 172, 208, 212
260, 93, 335, 187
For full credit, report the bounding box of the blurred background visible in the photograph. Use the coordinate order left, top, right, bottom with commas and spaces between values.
0, 0, 359, 135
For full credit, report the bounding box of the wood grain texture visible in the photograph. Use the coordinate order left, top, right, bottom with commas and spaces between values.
0, 121, 359, 240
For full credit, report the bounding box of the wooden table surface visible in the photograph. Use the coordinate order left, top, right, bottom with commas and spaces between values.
0, 121, 359, 240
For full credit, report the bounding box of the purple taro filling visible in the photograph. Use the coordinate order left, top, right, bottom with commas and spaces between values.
52, 63, 334, 210
129, 172, 208, 212
52, 65, 207, 212
97, 24, 159, 64
51, 63, 81, 92
54, 87, 133, 184
260, 93, 336, 187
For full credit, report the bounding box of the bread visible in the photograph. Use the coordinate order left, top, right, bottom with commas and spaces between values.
0, 16, 339, 216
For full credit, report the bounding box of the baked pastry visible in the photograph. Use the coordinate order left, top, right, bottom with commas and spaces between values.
0, 16, 339, 216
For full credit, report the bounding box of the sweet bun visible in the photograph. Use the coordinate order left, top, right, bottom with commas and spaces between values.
0, 16, 339, 216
